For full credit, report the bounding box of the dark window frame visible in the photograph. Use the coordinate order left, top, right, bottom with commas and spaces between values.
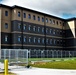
5, 11, 8, 16
5, 23, 8, 29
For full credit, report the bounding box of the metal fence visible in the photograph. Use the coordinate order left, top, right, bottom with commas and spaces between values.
1, 49, 76, 65
1, 49, 28, 65
28, 50, 76, 58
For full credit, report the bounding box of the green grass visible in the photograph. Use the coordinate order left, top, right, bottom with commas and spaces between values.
28, 57, 75, 61
30, 59, 76, 69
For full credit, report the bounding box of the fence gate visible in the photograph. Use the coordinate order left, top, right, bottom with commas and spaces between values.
1, 49, 28, 68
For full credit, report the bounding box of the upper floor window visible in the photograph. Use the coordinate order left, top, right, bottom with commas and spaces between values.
28, 14, 31, 19
5, 23, 8, 29
24, 24, 26, 30
46, 39, 48, 44
23, 13, 26, 18
42, 17, 44, 22
46, 18, 48, 23
29, 25, 31, 30
42, 38, 44, 44
18, 12, 20, 17
5, 35, 8, 42
38, 16, 40, 21
5, 11, 8, 16
46, 28, 48, 33
54, 39, 56, 44
29, 37, 31, 42
50, 19, 52, 24
52, 20, 55, 24
53, 30, 56, 35
34, 37, 36, 43
57, 40, 59, 45
50, 39, 52, 44
18, 23, 21, 29
38, 27, 40, 32
42, 28, 44, 33
38, 38, 40, 43
33, 15, 36, 20
50, 29, 52, 34
33, 26, 36, 31
18, 36, 21, 42
60, 22, 61, 25
63, 23, 64, 26
57, 21, 58, 25
24, 36, 26, 42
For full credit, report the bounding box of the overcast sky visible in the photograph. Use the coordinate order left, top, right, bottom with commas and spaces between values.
1, 0, 76, 19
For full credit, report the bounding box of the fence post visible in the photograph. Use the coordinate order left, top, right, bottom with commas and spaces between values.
4, 59, 8, 75
26, 50, 28, 66
9, 49, 10, 64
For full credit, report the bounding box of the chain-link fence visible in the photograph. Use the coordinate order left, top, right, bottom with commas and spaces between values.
1, 49, 28, 66
0, 49, 76, 66
28, 50, 76, 61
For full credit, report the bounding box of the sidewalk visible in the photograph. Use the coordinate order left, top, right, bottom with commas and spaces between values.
11, 67, 76, 75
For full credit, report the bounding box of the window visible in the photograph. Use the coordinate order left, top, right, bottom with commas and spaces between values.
5, 11, 8, 16
34, 37, 36, 43
5, 23, 8, 29
46, 28, 48, 33
42, 28, 44, 33
60, 22, 61, 24
54, 39, 56, 44
38, 38, 40, 43
28, 14, 31, 19
52, 20, 55, 24
42, 17, 44, 22
60, 40, 62, 45
29, 37, 31, 42
57, 21, 58, 25
24, 24, 26, 30
53, 30, 56, 35
38, 27, 40, 32
18, 36, 21, 42
42, 38, 44, 44
50, 39, 52, 44
46, 39, 48, 44
29, 25, 31, 30
18, 12, 20, 17
18, 23, 21, 29
50, 19, 52, 24
63, 23, 64, 26
23, 13, 26, 18
57, 40, 59, 44
38, 16, 40, 21
5, 36, 8, 42
33, 26, 36, 31
46, 18, 48, 23
33, 15, 36, 20
24, 37, 26, 42
60, 31, 62, 35
50, 29, 52, 34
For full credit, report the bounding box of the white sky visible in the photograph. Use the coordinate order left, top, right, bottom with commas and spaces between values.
1, 0, 76, 19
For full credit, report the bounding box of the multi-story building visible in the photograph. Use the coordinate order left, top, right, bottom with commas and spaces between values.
0, 4, 76, 57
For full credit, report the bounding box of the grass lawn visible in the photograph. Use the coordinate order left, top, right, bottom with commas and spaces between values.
0, 72, 16, 75
30, 59, 76, 69
28, 57, 75, 61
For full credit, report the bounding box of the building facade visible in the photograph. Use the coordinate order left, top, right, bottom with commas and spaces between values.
0, 4, 76, 57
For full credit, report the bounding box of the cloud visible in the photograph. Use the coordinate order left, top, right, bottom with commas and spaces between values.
1, 0, 76, 18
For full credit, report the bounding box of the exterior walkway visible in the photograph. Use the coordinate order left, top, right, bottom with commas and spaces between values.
11, 67, 76, 75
